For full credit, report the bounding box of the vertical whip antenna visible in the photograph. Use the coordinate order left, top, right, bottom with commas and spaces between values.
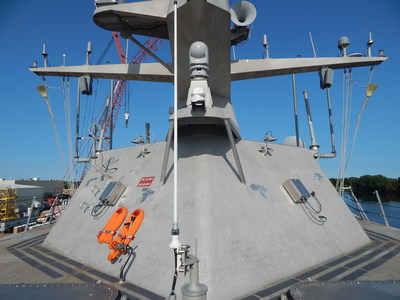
169, 0, 181, 250
168, 2, 181, 298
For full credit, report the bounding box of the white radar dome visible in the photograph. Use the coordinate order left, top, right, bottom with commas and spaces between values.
282, 136, 306, 148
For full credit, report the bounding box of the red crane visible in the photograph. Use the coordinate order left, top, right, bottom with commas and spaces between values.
79, 33, 164, 180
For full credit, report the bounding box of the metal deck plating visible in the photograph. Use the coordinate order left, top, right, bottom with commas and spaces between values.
1, 220, 399, 299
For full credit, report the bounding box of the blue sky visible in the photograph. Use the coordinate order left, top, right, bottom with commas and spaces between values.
0, 0, 399, 180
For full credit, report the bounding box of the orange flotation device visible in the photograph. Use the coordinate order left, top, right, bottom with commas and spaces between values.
97, 207, 128, 244
108, 209, 144, 261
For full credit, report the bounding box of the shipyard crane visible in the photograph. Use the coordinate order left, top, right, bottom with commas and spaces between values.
79, 33, 164, 181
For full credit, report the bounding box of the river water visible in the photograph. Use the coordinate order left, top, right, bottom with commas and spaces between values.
343, 197, 400, 229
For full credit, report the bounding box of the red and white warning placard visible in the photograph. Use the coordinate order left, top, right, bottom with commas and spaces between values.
137, 176, 155, 187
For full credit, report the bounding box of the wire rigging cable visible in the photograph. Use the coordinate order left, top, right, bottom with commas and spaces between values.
81, 94, 92, 141
96, 36, 115, 65
124, 81, 133, 128
40, 78, 67, 175
61, 77, 74, 181
343, 66, 375, 176
337, 66, 376, 191
337, 69, 353, 190
85, 79, 99, 128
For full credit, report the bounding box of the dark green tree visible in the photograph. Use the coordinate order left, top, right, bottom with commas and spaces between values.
330, 175, 400, 201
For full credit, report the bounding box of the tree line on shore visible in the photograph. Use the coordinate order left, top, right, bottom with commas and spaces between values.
330, 175, 400, 202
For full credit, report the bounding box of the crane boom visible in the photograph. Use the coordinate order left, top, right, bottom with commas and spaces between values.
112, 32, 127, 63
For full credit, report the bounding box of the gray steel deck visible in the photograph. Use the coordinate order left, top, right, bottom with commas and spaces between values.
1, 220, 399, 300
239, 220, 400, 300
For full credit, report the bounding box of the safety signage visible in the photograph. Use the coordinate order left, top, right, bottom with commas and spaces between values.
137, 176, 155, 187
